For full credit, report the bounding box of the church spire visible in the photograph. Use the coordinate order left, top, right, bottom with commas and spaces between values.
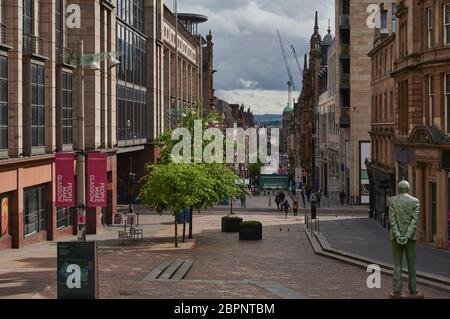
314, 11, 319, 34
327, 19, 331, 34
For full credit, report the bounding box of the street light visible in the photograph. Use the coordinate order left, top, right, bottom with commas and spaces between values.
75, 40, 120, 241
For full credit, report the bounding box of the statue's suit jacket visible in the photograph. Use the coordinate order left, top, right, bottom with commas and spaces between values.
388, 194, 420, 241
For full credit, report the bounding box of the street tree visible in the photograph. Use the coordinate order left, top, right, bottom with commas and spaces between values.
139, 163, 215, 247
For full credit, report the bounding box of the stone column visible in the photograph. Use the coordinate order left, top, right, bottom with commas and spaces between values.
107, 3, 116, 149
12, 168, 25, 248
40, 0, 57, 153
4, 0, 23, 157
80, 0, 101, 150
415, 162, 426, 242
436, 168, 448, 249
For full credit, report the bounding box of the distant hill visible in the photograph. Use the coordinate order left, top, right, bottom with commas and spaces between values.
253, 114, 282, 124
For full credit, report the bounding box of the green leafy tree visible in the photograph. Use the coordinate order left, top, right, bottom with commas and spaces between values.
141, 97, 246, 244
140, 163, 219, 247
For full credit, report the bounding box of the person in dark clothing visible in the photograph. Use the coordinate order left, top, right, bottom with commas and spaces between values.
278, 192, 285, 211
282, 198, 291, 218
316, 190, 322, 208
339, 191, 346, 206
275, 193, 281, 211
305, 185, 311, 203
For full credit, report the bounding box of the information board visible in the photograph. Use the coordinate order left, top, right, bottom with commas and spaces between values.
57, 241, 98, 299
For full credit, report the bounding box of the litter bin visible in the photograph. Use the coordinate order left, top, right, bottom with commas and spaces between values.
177, 210, 191, 224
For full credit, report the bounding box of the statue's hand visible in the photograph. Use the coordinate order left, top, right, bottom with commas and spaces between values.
397, 236, 408, 246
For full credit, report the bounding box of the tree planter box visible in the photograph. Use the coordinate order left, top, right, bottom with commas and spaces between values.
239, 221, 262, 241
221, 216, 243, 233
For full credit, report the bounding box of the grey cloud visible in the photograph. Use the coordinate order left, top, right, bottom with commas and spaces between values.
168, 0, 334, 95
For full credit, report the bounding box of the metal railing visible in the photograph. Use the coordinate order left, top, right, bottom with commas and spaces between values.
23, 34, 44, 56
0, 23, 7, 45
305, 214, 320, 234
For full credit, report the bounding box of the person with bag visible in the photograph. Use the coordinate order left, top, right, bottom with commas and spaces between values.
282, 198, 291, 218
293, 200, 299, 216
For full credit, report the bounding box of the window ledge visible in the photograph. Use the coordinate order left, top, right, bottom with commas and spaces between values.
31, 147, 46, 156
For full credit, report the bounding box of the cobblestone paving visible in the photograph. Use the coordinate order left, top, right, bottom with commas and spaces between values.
0, 212, 449, 299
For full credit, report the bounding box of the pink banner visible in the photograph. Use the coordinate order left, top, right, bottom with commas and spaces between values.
55, 153, 75, 207
87, 153, 107, 207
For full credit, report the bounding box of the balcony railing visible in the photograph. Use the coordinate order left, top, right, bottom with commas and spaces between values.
23, 34, 44, 56
339, 15, 350, 28
0, 23, 7, 45
56, 46, 74, 65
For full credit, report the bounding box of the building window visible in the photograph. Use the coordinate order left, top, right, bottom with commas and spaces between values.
445, 4, 450, 45
23, 0, 33, 36
0, 55, 7, 150
390, 90, 394, 122
398, 80, 408, 134
117, 0, 144, 32
400, 21, 408, 57
445, 74, 450, 134
117, 23, 146, 87
61, 72, 73, 145
117, 85, 146, 142
56, 0, 63, 49
427, 7, 433, 48
24, 186, 47, 237
31, 64, 45, 147
428, 75, 435, 126
57, 207, 73, 229
392, 3, 397, 33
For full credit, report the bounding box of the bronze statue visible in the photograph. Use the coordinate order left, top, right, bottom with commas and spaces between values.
388, 180, 423, 298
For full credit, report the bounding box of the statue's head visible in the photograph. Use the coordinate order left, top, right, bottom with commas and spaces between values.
398, 180, 410, 194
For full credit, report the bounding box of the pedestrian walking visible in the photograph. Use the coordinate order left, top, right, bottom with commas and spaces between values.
240, 193, 246, 208
339, 190, 346, 207
305, 185, 311, 203
282, 198, 291, 218
293, 200, 299, 216
316, 190, 322, 208
278, 191, 286, 211
275, 193, 281, 211
311, 192, 317, 219
300, 185, 306, 208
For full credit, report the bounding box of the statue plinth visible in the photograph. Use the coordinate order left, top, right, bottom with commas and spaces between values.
389, 292, 424, 299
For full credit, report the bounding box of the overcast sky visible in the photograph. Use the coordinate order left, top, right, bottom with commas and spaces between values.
167, 0, 334, 115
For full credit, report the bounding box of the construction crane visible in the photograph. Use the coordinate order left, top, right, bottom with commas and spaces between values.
275, 30, 295, 109
290, 45, 303, 97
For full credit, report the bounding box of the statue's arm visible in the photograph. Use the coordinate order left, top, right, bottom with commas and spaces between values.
405, 201, 419, 239
388, 201, 402, 239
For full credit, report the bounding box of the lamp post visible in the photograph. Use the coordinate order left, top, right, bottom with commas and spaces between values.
73, 41, 120, 241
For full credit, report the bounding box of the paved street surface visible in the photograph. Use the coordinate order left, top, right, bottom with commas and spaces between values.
0, 204, 449, 299
319, 218, 450, 279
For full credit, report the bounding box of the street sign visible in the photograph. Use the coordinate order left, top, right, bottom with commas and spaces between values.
57, 241, 98, 299
113, 213, 124, 225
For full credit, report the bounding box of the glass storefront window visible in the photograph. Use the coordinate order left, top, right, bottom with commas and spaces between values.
24, 186, 47, 236
57, 207, 73, 229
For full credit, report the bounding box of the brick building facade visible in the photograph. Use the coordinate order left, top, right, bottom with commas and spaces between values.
0, 0, 213, 250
